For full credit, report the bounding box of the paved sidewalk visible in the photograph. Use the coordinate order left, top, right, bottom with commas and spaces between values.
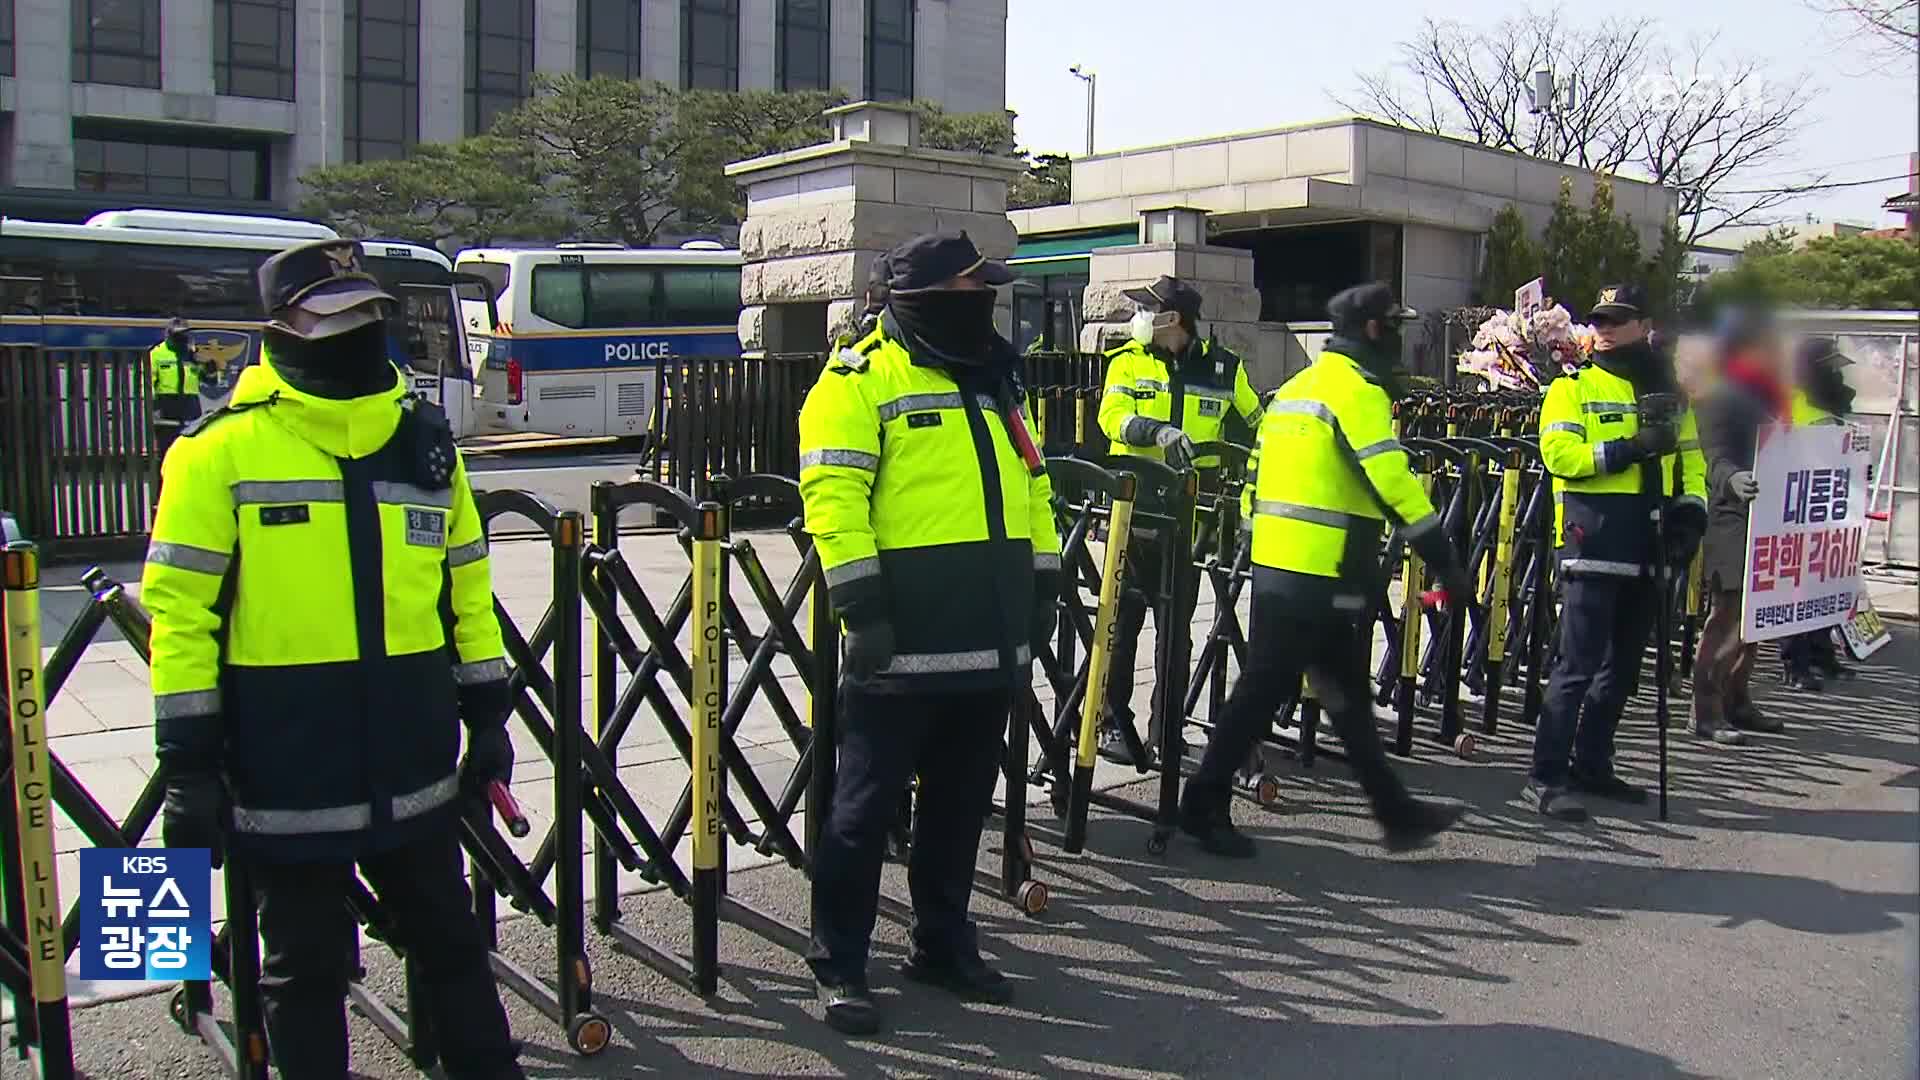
54, 624, 1920, 1079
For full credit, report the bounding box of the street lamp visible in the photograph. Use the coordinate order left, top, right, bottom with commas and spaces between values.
1069, 64, 1096, 157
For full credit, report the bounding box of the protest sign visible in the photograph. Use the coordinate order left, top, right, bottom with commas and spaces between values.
1742, 422, 1873, 643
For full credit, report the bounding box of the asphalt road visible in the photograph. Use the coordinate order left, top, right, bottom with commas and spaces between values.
57, 628, 1919, 1080
464, 445, 651, 518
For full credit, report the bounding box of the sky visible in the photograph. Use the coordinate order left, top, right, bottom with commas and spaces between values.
1005, 0, 1918, 230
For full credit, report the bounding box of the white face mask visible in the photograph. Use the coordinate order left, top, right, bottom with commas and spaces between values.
1129, 308, 1179, 346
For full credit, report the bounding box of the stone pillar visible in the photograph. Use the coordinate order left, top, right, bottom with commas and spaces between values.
286, 0, 345, 197
163, 0, 217, 95
535, 0, 578, 76
740, 0, 775, 90
641, 0, 681, 85
728, 100, 1022, 357
1080, 206, 1300, 388
11, 0, 74, 188
420, 0, 465, 141
828, 0, 862, 95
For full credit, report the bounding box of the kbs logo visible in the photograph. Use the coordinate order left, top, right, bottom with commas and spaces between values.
80, 848, 212, 980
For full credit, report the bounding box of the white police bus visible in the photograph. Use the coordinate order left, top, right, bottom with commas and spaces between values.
0, 210, 488, 436
453, 243, 742, 440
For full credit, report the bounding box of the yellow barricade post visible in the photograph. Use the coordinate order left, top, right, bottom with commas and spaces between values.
1065, 473, 1135, 855
688, 502, 726, 995
1480, 449, 1524, 732
1395, 464, 1432, 758
4, 542, 74, 1080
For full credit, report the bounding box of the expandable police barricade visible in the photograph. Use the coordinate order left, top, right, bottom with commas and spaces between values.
1, 533, 76, 1080
1026, 457, 1199, 857
578, 475, 813, 997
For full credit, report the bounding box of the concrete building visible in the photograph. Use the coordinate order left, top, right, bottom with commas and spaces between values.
0, 0, 1008, 221
1007, 117, 1676, 386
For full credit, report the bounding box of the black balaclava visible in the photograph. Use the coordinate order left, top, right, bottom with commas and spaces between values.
886, 289, 999, 368
1805, 362, 1857, 417
266, 319, 396, 400
1592, 336, 1670, 393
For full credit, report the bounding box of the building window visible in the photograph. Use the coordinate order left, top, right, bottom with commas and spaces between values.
343, 0, 419, 162
72, 126, 271, 202
865, 0, 912, 101
72, 0, 162, 88
776, 0, 828, 91
467, 0, 533, 134
214, 0, 295, 101
578, 0, 641, 78
682, 0, 738, 91
0, 0, 15, 78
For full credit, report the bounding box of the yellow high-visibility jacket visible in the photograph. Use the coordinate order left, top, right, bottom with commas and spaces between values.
1538, 360, 1707, 577
142, 352, 507, 861
150, 340, 201, 397
1245, 347, 1441, 612
798, 324, 1061, 690
1790, 389, 1845, 427
1098, 337, 1261, 469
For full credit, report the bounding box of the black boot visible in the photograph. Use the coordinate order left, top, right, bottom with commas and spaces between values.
1379, 798, 1467, 851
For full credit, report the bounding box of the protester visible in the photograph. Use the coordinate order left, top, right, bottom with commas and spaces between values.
1693, 311, 1791, 739
1781, 336, 1858, 689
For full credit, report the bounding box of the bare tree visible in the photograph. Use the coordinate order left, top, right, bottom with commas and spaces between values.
1337, 7, 1820, 245
1806, 0, 1920, 58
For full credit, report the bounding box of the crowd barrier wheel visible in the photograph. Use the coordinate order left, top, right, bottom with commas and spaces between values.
567, 1012, 614, 1056
1017, 880, 1050, 917
168, 988, 192, 1034
1452, 733, 1478, 760
1145, 831, 1169, 857
1254, 774, 1282, 809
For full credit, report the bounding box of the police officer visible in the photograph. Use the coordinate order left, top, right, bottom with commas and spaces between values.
1529, 284, 1708, 821
143, 239, 523, 1079
1094, 275, 1262, 764
1782, 336, 1855, 689
1180, 282, 1470, 857
799, 232, 1060, 1035
151, 317, 203, 457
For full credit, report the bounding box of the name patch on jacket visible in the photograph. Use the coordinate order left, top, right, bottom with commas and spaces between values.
259, 504, 309, 526
406, 508, 446, 548
1598, 412, 1626, 424
906, 412, 942, 429
1197, 398, 1224, 417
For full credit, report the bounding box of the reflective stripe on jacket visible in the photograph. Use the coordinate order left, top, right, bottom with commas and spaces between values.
1538, 362, 1707, 578
1245, 349, 1440, 610
141, 352, 507, 861
798, 327, 1061, 691
1097, 338, 1262, 468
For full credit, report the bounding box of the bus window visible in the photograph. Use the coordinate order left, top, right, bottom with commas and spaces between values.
586, 265, 660, 327
531, 265, 587, 328
461, 261, 510, 300
661, 266, 740, 326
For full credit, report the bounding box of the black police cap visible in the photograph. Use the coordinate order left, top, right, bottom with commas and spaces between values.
1327, 282, 1417, 328
884, 232, 1014, 293
258, 239, 396, 320
1122, 275, 1205, 319
1587, 283, 1648, 322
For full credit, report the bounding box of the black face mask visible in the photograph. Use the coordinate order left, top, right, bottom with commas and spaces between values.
266, 320, 395, 400
887, 289, 998, 366
167, 332, 191, 356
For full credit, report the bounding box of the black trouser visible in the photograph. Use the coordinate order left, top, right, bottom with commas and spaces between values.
808, 683, 1009, 987
1183, 594, 1413, 824
251, 829, 521, 1080
1102, 534, 1186, 741
1782, 629, 1836, 674
1531, 572, 1656, 786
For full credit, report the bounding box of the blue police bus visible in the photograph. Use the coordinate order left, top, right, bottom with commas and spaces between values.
453, 243, 742, 439
0, 210, 486, 436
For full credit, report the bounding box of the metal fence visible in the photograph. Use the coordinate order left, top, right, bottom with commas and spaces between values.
0, 345, 156, 561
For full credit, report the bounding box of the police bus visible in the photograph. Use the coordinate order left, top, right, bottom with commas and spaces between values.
453, 242, 742, 440
0, 209, 490, 437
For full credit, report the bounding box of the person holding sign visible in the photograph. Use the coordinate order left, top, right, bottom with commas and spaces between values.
1693, 312, 1792, 737
1781, 337, 1857, 689
1527, 284, 1710, 821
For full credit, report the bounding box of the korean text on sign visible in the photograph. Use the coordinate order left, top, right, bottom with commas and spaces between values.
79, 849, 212, 981
1742, 424, 1871, 644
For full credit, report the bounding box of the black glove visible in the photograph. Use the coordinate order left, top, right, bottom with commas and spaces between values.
1151, 423, 1197, 470
1409, 527, 1475, 609
1663, 500, 1708, 567
459, 722, 514, 796
161, 772, 226, 870
843, 618, 896, 680
1630, 423, 1678, 458
1031, 592, 1057, 653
